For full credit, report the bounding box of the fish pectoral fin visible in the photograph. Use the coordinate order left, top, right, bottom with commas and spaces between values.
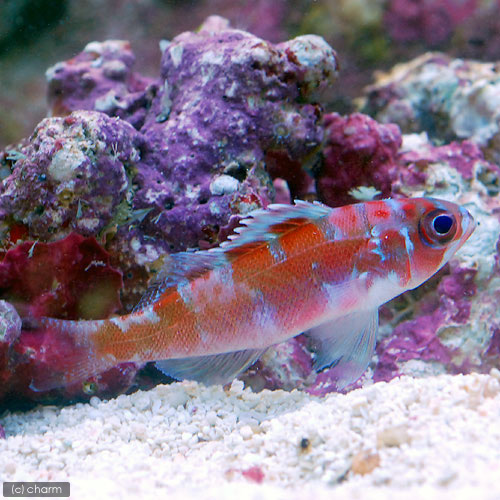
155, 348, 266, 386
306, 309, 379, 390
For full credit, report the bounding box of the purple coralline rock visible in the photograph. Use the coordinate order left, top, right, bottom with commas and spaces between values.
135, 15, 338, 253
363, 52, 500, 164
0, 16, 339, 305
46, 40, 158, 130
375, 263, 477, 382
0, 17, 340, 404
111, 16, 338, 296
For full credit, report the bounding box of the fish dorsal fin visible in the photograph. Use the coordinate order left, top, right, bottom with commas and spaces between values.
155, 348, 266, 385
133, 200, 331, 312
132, 250, 227, 312
220, 199, 332, 257
306, 309, 379, 391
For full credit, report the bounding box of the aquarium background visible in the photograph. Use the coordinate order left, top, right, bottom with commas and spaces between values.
2, 0, 500, 148
1, 3, 500, 498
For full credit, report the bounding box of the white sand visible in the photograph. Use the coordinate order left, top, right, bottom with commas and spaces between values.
1, 372, 500, 500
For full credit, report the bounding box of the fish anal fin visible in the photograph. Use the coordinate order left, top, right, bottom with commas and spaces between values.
155, 348, 266, 386
306, 309, 379, 391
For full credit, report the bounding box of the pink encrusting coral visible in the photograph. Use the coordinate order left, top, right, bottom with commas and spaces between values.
0, 232, 123, 321
0, 234, 141, 403
317, 112, 402, 206
315, 112, 499, 207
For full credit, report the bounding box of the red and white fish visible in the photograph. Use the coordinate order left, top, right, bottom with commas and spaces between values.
32, 197, 475, 391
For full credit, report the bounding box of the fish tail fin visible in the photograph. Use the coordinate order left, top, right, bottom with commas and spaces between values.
27, 317, 114, 392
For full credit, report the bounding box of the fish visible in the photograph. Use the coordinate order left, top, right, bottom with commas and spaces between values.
30, 197, 475, 392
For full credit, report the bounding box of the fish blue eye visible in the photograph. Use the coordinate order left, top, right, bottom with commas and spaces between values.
419, 209, 457, 246
433, 214, 454, 234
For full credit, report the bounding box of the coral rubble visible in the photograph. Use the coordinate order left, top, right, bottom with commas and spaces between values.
363, 53, 500, 163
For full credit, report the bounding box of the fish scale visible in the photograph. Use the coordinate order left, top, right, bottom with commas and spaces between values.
30, 197, 475, 392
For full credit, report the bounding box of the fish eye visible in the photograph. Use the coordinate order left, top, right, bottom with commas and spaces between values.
433, 214, 454, 234
419, 209, 457, 246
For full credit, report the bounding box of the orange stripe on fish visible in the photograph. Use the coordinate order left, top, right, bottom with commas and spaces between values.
30, 198, 475, 392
